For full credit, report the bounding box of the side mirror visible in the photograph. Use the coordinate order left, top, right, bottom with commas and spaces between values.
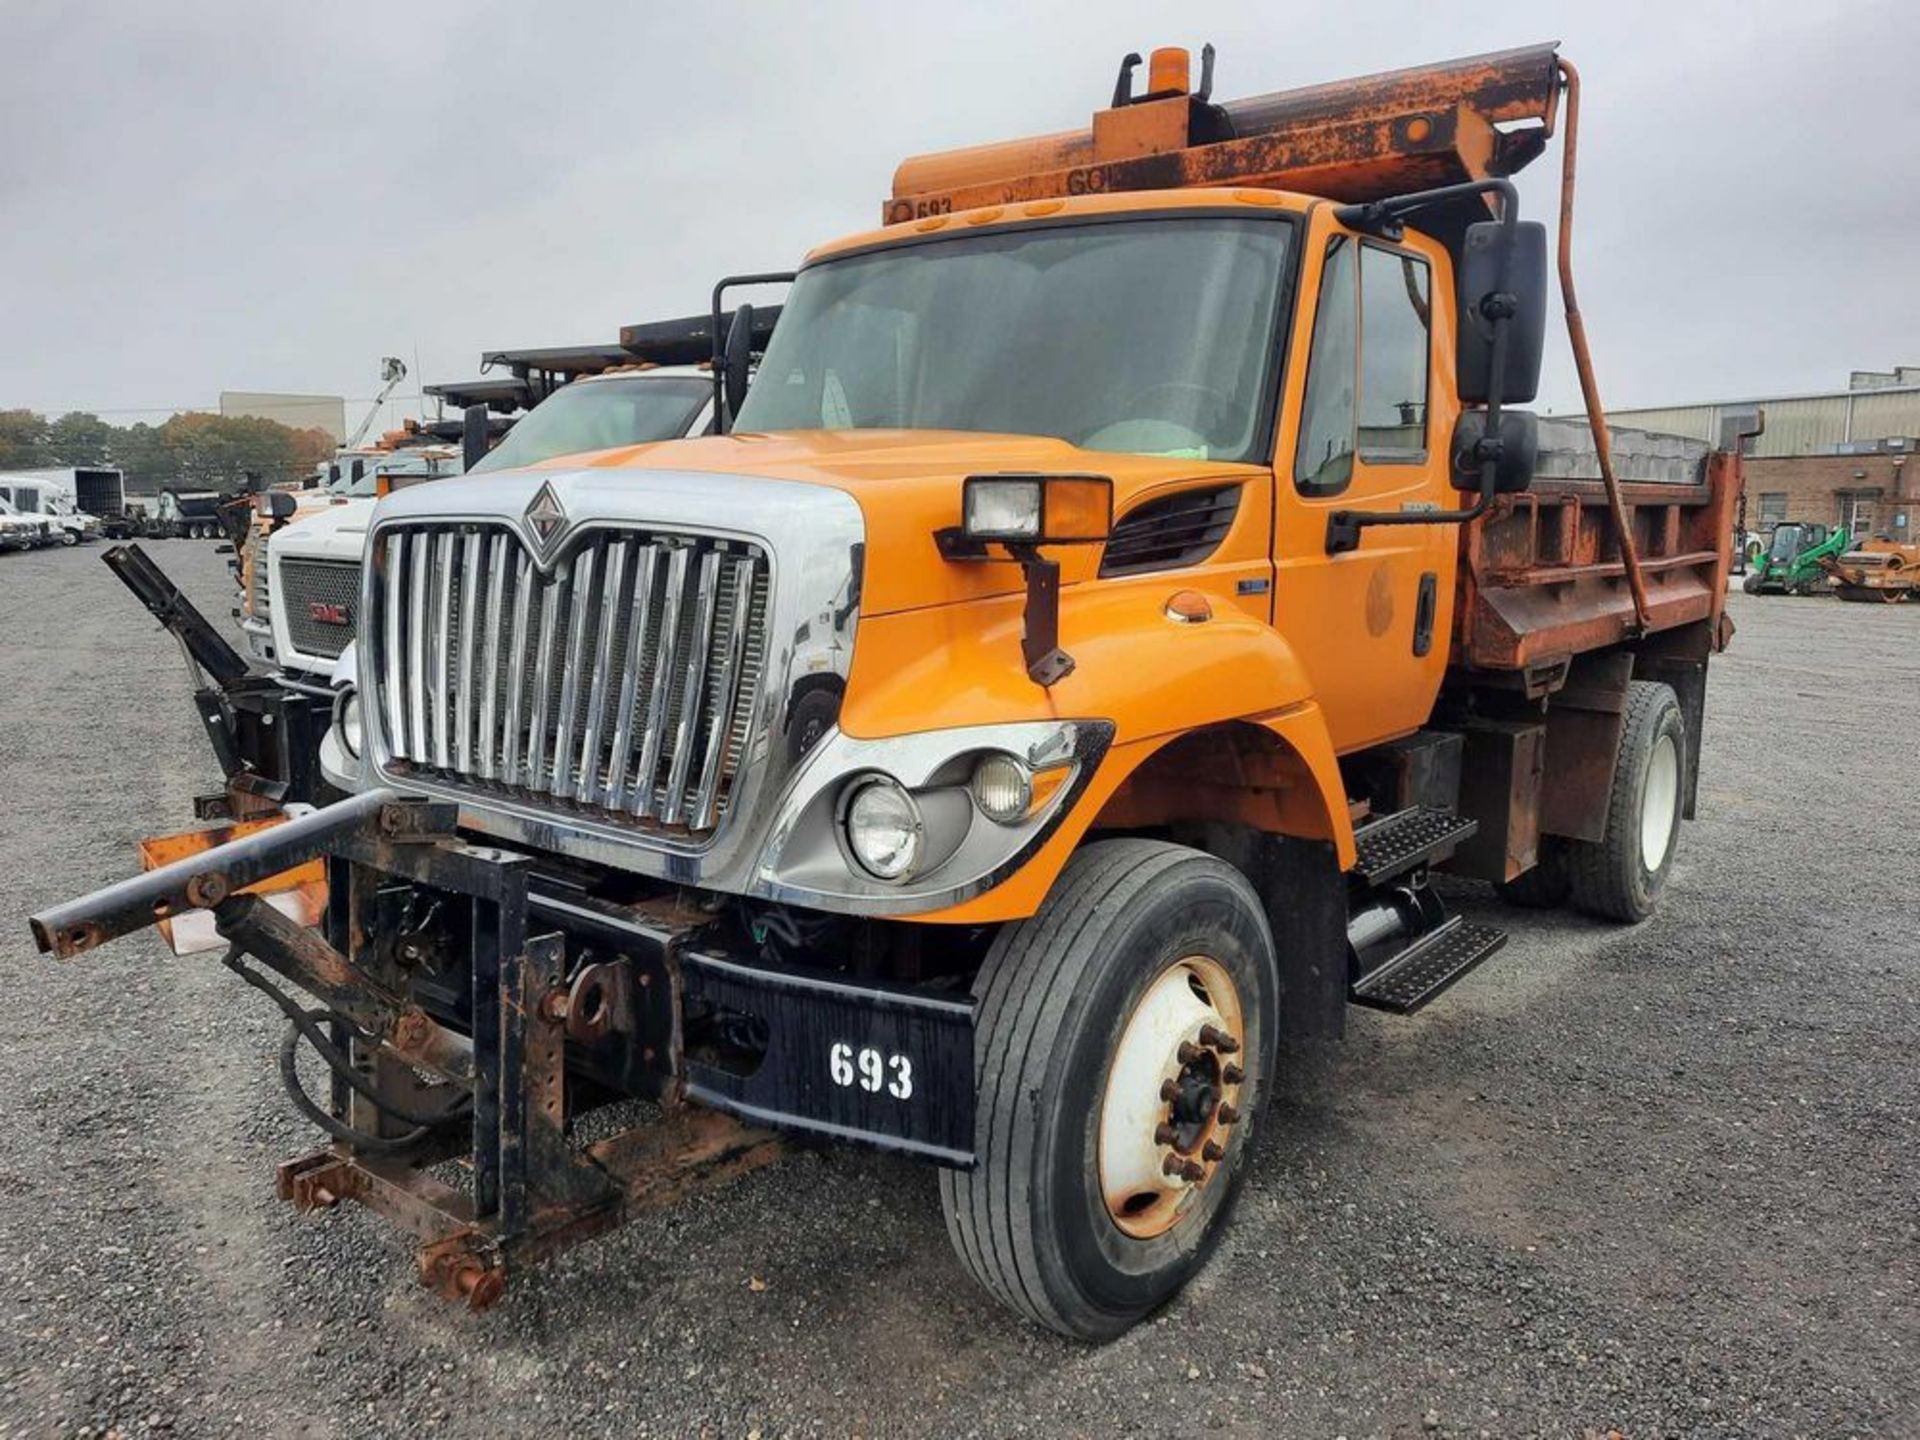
462, 404, 490, 472
723, 302, 755, 423
1457, 219, 1546, 405
1450, 409, 1538, 495
255, 489, 297, 521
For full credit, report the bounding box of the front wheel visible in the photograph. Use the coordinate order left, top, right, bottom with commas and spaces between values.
940, 840, 1277, 1341
1568, 680, 1686, 923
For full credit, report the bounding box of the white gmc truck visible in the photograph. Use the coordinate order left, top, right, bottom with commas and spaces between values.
261, 367, 716, 682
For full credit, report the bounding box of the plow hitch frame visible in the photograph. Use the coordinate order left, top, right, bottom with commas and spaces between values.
28, 788, 781, 1308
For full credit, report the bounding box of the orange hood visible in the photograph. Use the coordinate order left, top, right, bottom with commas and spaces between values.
562, 429, 1266, 616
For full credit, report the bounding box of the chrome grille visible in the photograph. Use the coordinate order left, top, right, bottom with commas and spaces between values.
375, 523, 770, 835
246, 542, 271, 624
279, 557, 362, 660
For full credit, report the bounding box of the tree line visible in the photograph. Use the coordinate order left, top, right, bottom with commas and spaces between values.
0, 408, 337, 494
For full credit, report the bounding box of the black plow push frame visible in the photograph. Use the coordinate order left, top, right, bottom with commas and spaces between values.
33, 790, 782, 1308
274, 801, 786, 1306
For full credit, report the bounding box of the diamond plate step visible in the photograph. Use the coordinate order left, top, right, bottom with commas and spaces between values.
1350, 806, 1478, 885
1349, 916, 1507, 1015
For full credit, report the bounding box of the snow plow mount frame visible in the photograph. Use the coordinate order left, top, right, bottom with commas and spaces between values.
29, 790, 781, 1309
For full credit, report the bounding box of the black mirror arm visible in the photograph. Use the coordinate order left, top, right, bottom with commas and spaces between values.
709, 271, 797, 433
1325, 179, 1518, 555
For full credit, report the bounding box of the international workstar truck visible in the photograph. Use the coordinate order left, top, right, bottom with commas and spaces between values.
35, 43, 1755, 1340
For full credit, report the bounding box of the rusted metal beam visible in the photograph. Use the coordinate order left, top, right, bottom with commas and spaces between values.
887, 43, 1562, 223
28, 788, 416, 958
276, 1105, 783, 1310
215, 893, 476, 1084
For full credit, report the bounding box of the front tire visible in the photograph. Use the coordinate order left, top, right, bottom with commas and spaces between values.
941, 839, 1277, 1341
1568, 681, 1685, 923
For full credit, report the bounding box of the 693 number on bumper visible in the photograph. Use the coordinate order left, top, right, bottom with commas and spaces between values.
678, 950, 976, 1167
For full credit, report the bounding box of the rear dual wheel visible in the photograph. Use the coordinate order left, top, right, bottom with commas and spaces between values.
941, 840, 1276, 1341
1567, 680, 1685, 923
1497, 681, 1686, 923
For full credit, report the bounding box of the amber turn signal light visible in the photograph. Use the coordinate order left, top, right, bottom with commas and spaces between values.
960, 474, 1113, 547
1164, 590, 1212, 624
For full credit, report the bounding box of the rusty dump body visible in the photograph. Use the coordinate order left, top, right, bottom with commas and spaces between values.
33, 42, 1760, 1335
1463, 420, 1744, 670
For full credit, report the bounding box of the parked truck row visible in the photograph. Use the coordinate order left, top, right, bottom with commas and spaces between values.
37, 42, 1759, 1342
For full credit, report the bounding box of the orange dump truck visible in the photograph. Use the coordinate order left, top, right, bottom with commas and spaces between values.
35, 43, 1754, 1339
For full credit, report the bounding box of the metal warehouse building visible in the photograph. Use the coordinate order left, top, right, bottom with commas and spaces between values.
1596, 368, 1919, 540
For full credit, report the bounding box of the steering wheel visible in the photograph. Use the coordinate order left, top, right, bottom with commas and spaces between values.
1101, 381, 1233, 445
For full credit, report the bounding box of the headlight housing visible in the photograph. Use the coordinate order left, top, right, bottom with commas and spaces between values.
842, 777, 924, 881
756, 718, 1112, 914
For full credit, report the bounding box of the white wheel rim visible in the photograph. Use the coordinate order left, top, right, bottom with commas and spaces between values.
1097, 955, 1246, 1240
1640, 733, 1679, 872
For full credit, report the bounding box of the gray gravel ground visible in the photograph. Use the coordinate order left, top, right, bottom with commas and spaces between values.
1, 539, 1914, 1440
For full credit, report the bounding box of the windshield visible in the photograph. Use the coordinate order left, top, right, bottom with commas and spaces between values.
734, 217, 1293, 463
1770, 526, 1807, 559
470, 376, 712, 474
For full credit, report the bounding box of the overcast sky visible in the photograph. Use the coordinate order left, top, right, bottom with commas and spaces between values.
4, 0, 1915, 434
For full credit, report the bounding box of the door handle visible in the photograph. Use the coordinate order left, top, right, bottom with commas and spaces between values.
1412, 572, 1438, 657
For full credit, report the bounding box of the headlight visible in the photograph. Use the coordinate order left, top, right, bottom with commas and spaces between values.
843, 777, 923, 881
335, 686, 364, 758
969, 752, 1032, 824
963, 478, 1044, 541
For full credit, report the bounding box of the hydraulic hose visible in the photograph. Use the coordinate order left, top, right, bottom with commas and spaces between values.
220, 946, 471, 1152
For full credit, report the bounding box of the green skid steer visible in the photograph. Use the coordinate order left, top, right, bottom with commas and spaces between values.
1742, 522, 1851, 596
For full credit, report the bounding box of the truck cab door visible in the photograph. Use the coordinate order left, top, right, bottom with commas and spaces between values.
1270, 222, 1458, 752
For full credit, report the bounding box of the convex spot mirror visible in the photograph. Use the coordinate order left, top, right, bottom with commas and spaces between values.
1450, 409, 1538, 495
1457, 219, 1546, 405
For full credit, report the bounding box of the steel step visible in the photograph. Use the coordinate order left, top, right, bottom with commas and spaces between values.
1350, 806, 1478, 885
1349, 916, 1507, 1015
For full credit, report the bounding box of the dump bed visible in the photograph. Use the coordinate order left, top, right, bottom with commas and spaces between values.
1456, 421, 1746, 671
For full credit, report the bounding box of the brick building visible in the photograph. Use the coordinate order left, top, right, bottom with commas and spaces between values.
1740, 444, 1914, 540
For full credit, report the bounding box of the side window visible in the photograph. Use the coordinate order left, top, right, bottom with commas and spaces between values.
1357, 245, 1431, 460
1293, 238, 1357, 495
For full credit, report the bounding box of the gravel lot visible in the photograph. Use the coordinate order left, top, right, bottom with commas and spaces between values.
1, 539, 1914, 1439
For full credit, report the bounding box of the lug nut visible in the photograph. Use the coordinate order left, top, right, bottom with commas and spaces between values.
1180, 1159, 1207, 1183
1160, 1079, 1180, 1102
1199, 1024, 1240, 1054
1222, 1062, 1244, 1085
1202, 1140, 1225, 1163
1217, 1103, 1240, 1126
1154, 1122, 1177, 1146
1177, 1041, 1203, 1065
1163, 1153, 1187, 1177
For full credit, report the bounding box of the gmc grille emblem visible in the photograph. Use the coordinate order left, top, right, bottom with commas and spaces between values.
308, 601, 352, 626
